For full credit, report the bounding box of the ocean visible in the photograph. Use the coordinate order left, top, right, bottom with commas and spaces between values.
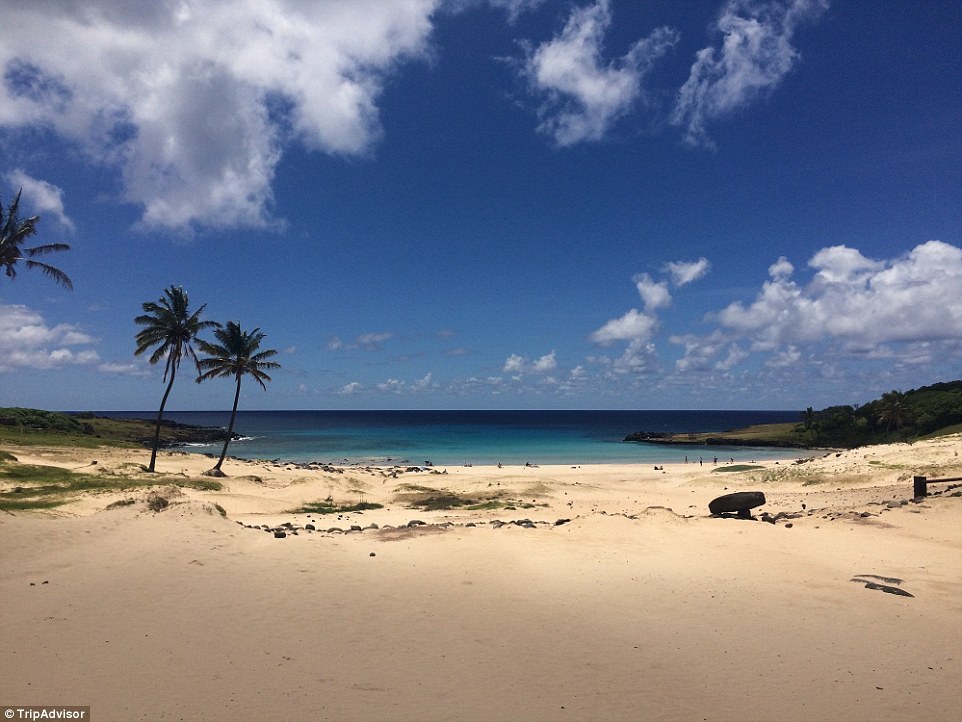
99, 409, 805, 466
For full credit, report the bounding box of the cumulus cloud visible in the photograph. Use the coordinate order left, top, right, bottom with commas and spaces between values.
633, 274, 671, 312
503, 353, 526, 373
672, 241, 962, 375
5, 170, 74, 232
503, 351, 558, 375
0, 1, 440, 231
593, 257, 711, 348
672, 0, 829, 148
521, 0, 678, 145
718, 241, 962, 347
532, 351, 557, 372
375, 373, 434, 394
0, 303, 99, 371
340, 381, 364, 394
590, 308, 658, 345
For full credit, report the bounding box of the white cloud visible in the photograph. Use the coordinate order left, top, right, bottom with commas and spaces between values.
590, 308, 657, 345
6, 170, 75, 232
412, 372, 435, 390
0, 303, 99, 371
356, 332, 393, 350
613, 338, 657, 374
719, 241, 962, 348
329, 332, 393, 351
377, 378, 405, 393
340, 381, 363, 394
669, 241, 962, 376
671, 0, 828, 148
373, 373, 435, 394
521, 0, 678, 146
0, 0, 440, 231
633, 273, 671, 312
532, 351, 557, 372
98, 361, 149, 377
664, 257, 710, 286
503, 353, 526, 373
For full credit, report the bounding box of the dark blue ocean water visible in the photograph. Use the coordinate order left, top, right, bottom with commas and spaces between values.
98, 409, 804, 466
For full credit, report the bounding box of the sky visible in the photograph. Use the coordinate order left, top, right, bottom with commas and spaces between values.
1, 0, 960, 412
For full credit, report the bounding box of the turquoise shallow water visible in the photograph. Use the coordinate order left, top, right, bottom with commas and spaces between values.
100, 409, 805, 466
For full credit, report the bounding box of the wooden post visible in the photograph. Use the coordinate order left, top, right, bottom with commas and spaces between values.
913, 475, 927, 498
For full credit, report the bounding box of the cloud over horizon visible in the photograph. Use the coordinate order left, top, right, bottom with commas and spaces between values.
673, 240, 962, 373
0, 303, 99, 372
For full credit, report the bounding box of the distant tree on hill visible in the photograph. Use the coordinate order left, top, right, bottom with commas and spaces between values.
1, 189, 72, 290
196, 321, 280, 476
877, 390, 912, 438
134, 286, 219, 472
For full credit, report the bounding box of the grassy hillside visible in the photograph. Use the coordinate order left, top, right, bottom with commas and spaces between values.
0, 408, 232, 449
626, 380, 962, 449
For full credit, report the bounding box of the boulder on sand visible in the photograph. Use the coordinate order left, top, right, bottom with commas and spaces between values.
708, 491, 766, 518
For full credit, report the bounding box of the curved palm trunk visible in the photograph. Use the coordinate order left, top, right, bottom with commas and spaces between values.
212, 373, 243, 472
148, 364, 177, 473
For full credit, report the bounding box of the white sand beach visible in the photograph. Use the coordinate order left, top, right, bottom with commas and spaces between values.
2, 436, 961, 721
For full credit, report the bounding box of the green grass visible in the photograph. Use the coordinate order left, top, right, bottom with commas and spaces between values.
390, 484, 544, 511
0, 407, 231, 450
289, 500, 384, 515
0, 459, 222, 512
712, 464, 766, 473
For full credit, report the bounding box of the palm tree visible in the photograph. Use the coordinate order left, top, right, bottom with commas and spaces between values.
134, 286, 218, 472
196, 321, 280, 475
878, 390, 913, 438
1, 189, 72, 289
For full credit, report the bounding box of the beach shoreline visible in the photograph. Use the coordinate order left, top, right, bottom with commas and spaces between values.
2, 435, 961, 721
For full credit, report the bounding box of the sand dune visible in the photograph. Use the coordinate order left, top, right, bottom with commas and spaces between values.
2, 436, 960, 721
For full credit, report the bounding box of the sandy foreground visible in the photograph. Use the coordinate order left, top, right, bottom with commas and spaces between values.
1, 436, 961, 722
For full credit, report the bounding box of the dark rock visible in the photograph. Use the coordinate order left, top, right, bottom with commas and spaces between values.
407, 520, 426, 528
554, 518, 571, 526
305, 523, 316, 531
273, 530, 287, 538
708, 491, 766, 516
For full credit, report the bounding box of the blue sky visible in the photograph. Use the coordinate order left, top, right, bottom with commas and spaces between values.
1, 0, 960, 411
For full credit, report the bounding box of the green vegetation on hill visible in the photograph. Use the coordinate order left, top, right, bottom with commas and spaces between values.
625, 380, 962, 449
804, 381, 962, 447
0, 408, 232, 449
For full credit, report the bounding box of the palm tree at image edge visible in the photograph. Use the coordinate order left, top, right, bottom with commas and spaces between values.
134, 286, 219, 472
1, 189, 72, 290
196, 321, 280, 475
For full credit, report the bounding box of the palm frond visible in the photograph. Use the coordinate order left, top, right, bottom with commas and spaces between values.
24, 259, 73, 290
